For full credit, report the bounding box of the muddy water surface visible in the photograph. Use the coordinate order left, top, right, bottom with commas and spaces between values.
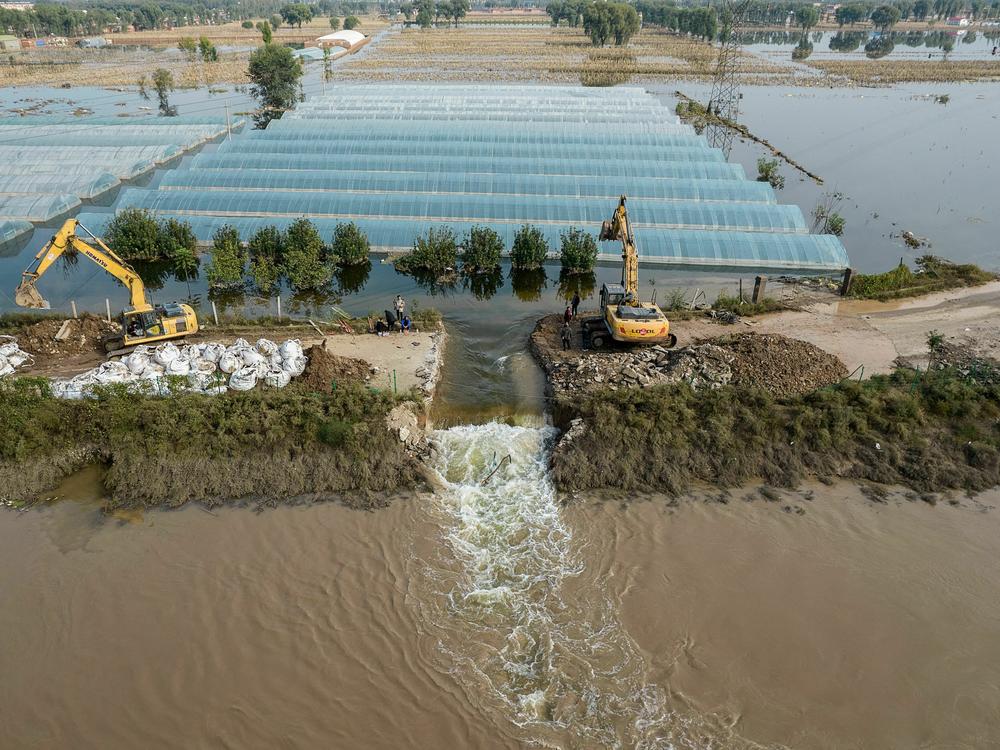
3, 453, 1000, 748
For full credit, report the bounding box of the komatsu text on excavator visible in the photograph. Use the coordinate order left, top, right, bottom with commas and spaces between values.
15, 218, 199, 353
581, 195, 676, 349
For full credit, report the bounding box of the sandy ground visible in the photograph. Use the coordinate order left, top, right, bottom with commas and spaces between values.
678, 281, 1000, 376
320, 330, 443, 395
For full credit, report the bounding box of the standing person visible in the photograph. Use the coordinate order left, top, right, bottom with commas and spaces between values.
563, 305, 572, 324
393, 295, 405, 331
560, 321, 572, 350
571, 291, 580, 317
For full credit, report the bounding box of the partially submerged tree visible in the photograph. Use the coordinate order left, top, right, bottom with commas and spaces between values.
283, 218, 332, 290
870, 5, 902, 31
104, 207, 161, 260
248, 43, 303, 128
206, 225, 246, 289
331, 222, 370, 266
559, 227, 598, 273
812, 192, 847, 237
396, 227, 459, 275
510, 224, 550, 270
178, 36, 197, 60
756, 157, 785, 189
248, 225, 284, 293
152, 68, 176, 116
462, 225, 503, 274
198, 35, 218, 62
795, 5, 820, 31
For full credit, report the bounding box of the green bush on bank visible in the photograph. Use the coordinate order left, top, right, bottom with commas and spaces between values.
850, 256, 996, 301
0, 382, 419, 508
551, 366, 1000, 496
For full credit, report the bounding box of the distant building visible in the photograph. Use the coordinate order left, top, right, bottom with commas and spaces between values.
315, 29, 366, 50
77, 36, 111, 48
946, 16, 970, 27
0, 2, 34, 10
0, 34, 21, 52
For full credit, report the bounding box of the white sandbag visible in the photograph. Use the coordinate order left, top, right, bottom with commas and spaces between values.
256, 338, 278, 356
192, 359, 218, 375
201, 343, 225, 363
92, 361, 132, 384
218, 352, 241, 374
7, 351, 32, 368
229, 366, 258, 391
179, 344, 204, 361
278, 339, 303, 360
281, 355, 308, 377
269, 352, 284, 368
0, 337, 19, 357
50, 380, 84, 399
125, 351, 150, 375
240, 347, 266, 368
145, 362, 165, 376
0, 360, 13, 378
230, 338, 251, 351
153, 342, 180, 365
166, 357, 191, 376
264, 367, 291, 389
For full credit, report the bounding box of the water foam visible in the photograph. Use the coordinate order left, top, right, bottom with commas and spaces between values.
422, 422, 704, 749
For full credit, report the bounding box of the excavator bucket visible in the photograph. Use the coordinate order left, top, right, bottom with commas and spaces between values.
599, 219, 619, 242
14, 276, 50, 309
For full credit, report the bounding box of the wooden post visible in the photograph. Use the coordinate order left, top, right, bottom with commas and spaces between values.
739, 278, 744, 303
752, 275, 767, 304
276, 296, 282, 321
840, 267, 855, 297
105, 298, 111, 323
70, 300, 77, 319
211, 300, 219, 325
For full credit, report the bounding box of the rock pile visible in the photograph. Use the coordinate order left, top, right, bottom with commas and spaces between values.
540, 332, 847, 397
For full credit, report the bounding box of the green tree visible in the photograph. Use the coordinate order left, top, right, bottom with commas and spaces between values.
416, 0, 434, 27
104, 207, 161, 260
284, 218, 332, 290
178, 36, 197, 59
756, 157, 785, 189
206, 225, 246, 289
510, 224, 550, 270
280, 3, 314, 28
343, 14, 361, 29
583, 1, 615, 45
152, 68, 176, 116
248, 225, 284, 293
795, 5, 820, 30
329, 16, 340, 29
871, 5, 902, 30
256, 19, 273, 43
835, 3, 867, 26
331, 222, 370, 266
241, 20, 255, 28
397, 227, 458, 274
447, 0, 470, 26
462, 225, 503, 273
559, 227, 598, 273
248, 43, 304, 128
198, 35, 218, 62
611, 2, 640, 45
271, 14, 283, 29
913, 0, 930, 19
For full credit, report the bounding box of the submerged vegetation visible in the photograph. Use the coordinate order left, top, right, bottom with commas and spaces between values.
850, 256, 997, 300
0, 378, 419, 509
552, 363, 1000, 497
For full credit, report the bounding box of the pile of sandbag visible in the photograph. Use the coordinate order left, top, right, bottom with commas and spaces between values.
0, 335, 34, 378
50, 338, 308, 399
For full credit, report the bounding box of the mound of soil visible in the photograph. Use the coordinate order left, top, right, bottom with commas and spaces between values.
715, 333, 848, 395
298, 344, 372, 391
16, 314, 118, 358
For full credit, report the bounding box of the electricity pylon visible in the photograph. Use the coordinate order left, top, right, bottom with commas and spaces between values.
705, 0, 752, 158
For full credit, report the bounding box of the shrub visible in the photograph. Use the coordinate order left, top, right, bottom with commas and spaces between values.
510, 224, 549, 270
395, 227, 458, 275
850, 256, 996, 301
104, 208, 161, 260
250, 255, 281, 293
241, 20, 254, 28
331, 222, 370, 266
462, 225, 503, 274
329, 16, 340, 29
206, 225, 246, 289
247, 225, 284, 293
559, 227, 598, 273
343, 14, 360, 29
756, 157, 785, 189
317, 418, 353, 447
283, 218, 332, 291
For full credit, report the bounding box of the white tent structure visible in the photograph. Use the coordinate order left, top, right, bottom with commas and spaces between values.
315, 30, 366, 49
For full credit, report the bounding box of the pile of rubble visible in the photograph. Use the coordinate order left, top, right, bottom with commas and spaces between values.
541, 333, 847, 397
15, 314, 118, 358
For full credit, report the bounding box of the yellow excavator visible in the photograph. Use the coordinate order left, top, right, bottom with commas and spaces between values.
581, 195, 676, 349
15, 218, 199, 353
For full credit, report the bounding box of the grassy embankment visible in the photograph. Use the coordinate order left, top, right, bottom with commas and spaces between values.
0, 377, 421, 510
552, 362, 1000, 498
849, 255, 997, 301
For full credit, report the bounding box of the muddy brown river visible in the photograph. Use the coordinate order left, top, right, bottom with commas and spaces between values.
2, 428, 999, 749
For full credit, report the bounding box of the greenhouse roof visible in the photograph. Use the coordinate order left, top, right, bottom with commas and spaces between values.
96, 86, 848, 271
0, 219, 32, 245
0, 114, 233, 227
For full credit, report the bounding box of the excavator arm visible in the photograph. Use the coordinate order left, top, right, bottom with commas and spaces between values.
15, 218, 150, 311
599, 195, 639, 303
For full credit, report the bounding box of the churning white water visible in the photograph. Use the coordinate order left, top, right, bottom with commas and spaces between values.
419, 422, 722, 749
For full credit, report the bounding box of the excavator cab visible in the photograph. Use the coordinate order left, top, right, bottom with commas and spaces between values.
110, 303, 198, 352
